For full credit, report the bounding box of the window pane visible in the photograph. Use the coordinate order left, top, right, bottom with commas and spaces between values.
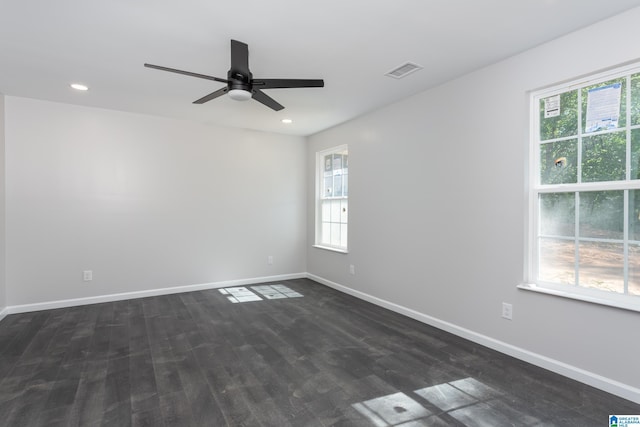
582, 78, 626, 132
322, 200, 330, 220
539, 90, 578, 141
539, 193, 575, 237
579, 191, 623, 239
581, 131, 626, 182
578, 241, 624, 293
321, 222, 330, 245
324, 177, 333, 198
332, 153, 343, 171
324, 154, 333, 173
334, 175, 343, 197
331, 200, 341, 223
631, 72, 640, 126
629, 244, 640, 296
631, 129, 640, 180
343, 174, 348, 197
340, 200, 348, 223
539, 139, 577, 185
331, 223, 341, 247
538, 238, 575, 285
340, 224, 348, 248
533, 68, 640, 299
317, 146, 348, 249
630, 190, 640, 241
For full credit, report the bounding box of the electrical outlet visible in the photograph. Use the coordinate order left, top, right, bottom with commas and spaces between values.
349, 264, 355, 275
267, 256, 273, 265
83, 270, 93, 281
502, 302, 513, 320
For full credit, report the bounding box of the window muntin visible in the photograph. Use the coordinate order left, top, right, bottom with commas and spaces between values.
316, 146, 348, 251
530, 64, 640, 308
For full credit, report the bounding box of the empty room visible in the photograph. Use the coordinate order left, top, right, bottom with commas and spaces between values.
1, 1, 640, 426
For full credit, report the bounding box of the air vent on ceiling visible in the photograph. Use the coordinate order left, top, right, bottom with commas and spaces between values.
385, 62, 423, 79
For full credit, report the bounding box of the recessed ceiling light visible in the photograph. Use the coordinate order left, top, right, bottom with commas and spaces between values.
281, 118, 293, 124
70, 83, 89, 91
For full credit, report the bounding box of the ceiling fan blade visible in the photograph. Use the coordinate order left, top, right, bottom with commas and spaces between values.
144, 63, 228, 84
193, 87, 229, 104
253, 79, 324, 89
252, 89, 284, 111
230, 40, 250, 78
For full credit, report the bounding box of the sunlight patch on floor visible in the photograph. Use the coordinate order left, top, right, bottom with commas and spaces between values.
352, 377, 540, 426
219, 284, 303, 303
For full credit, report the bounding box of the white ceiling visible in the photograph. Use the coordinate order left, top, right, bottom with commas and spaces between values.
2, 0, 640, 136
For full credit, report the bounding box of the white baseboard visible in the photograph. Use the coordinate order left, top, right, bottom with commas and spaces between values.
3, 271, 638, 404
5, 273, 307, 315
307, 273, 640, 405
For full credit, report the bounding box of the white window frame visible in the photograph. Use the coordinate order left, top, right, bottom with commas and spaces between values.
314, 145, 348, 253
524, 62, 640, 312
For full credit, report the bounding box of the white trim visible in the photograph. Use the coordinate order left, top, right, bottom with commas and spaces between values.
3, 273, 306, 315
2, 271, 638, 404
315, 145, 349, 251
518, 283, 640, 312
307, 273, 640, 404
528, 61, 640, 304
312, 244, 349, 254
533, 59, 640, 96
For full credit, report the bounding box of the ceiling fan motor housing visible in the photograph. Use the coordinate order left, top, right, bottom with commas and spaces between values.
228, 69, 252, 90
227, 69, 252, 100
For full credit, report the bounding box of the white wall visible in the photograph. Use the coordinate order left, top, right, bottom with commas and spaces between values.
307, 8, 640, 401
5, 97, 306, 306
0, 94, 6, 314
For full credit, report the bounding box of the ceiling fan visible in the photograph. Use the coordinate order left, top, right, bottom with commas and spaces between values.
144, 39, 324, 111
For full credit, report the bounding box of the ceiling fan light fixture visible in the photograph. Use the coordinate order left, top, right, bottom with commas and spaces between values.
228, 89, 251, 101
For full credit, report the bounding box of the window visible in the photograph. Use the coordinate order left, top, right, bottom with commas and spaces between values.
528, 63, 640, 310
316, 145, 348, 252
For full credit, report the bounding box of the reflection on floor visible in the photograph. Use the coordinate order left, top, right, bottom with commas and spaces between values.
0, 278, 638, 426
354, 391, 431, 426
219, 284, 303, 303
354, 377, 521, 426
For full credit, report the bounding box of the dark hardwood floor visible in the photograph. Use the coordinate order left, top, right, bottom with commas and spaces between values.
0, 278, 638, 426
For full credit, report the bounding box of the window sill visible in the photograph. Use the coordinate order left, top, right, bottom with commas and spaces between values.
313, 245, 349, 254
517, 283, 640, 313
